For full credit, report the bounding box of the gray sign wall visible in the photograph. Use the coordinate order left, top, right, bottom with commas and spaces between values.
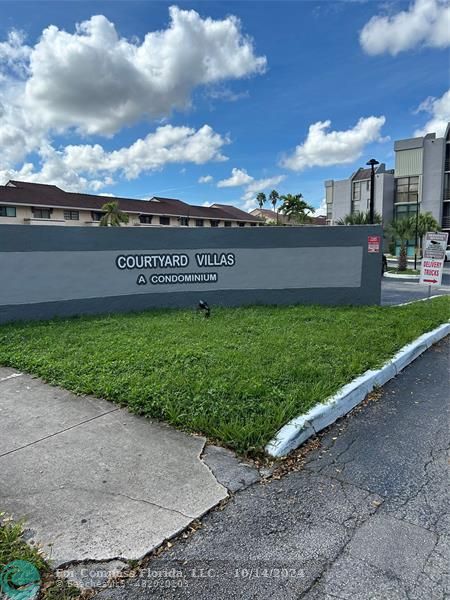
0, 225, 382, 323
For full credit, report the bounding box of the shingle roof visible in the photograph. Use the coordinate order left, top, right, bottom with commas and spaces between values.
0, 181, 262, 222
352, 168, 372, 181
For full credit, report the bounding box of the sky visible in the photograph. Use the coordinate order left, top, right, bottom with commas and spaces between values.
0, 0, 449, 215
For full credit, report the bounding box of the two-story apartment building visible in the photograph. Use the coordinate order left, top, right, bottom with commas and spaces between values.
0, 180, 262, 228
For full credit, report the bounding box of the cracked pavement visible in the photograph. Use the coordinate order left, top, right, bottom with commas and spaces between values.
96, 337, 449, 600
0, 369, 231, 565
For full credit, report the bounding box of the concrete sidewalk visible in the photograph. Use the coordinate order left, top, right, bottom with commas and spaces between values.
96, 338, 450, 600
0, 368, 257, 566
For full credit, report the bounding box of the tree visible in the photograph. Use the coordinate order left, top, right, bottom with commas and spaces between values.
269, 190, 280, 223
279, 193, 315, 224
99, 201, 129, 227
387, 218, 414, 271
256, 192, 266, 209
336, 211, 382, 225
409, 212, 440, 254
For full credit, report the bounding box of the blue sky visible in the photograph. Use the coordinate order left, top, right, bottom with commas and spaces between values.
0, 0, 449, 213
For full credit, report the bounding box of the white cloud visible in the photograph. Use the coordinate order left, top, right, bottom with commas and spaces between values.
0, 124, 229, 191
314, 198, 327, 217
241, 174, 285, 209
198, 175, 213, 183
20, 8, 266, 136
360, 0, 450, 56
0, 30, 31, 78
217, 167, 254, 187
414, 89, 450, 137
0, 7, 264, 191
206, 87, 249, 102
281, 116, 386, 171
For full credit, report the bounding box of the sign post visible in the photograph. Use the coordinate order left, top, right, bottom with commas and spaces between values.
419, 231, 448, 296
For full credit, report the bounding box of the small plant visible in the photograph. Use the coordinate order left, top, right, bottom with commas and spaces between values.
336, 211, 382, 225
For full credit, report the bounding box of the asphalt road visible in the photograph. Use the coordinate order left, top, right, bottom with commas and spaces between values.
97, 338, 450, 600
381, 262, 450, 305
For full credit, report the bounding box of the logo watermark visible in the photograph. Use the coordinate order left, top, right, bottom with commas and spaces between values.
0, 560, 41, 600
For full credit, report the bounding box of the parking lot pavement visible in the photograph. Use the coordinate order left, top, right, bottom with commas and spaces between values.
96, 338, 450, 600
381, 277, 450, 305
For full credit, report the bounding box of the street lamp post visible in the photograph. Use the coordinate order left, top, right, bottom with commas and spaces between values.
414, 195, 419, 270
366, 158, 379, 224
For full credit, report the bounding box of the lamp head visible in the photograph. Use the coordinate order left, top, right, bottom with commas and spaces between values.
366, 158, 380, 167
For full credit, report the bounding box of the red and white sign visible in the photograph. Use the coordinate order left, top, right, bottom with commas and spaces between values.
368, 235, 381, 253
419, 231, 448, 287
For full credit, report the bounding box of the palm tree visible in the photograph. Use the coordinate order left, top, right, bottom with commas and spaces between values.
269, 190, 280, 223
409, 212, 440, 255
256, 192, 266, 210
99, 201, 129, 227
336, 211, 382, 225
279, 193, 315, 224
387, 218, 414, 271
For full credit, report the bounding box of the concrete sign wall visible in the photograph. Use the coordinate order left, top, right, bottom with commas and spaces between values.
0, 225, 382, 323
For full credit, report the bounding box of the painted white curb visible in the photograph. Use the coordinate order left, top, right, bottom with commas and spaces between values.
384, 272, 420, 280
265, 322, 450, 458
394, 294, 444, 307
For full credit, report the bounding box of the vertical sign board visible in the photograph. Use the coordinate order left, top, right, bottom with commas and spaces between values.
419, 231, 448, 287
368, 235, 381, 253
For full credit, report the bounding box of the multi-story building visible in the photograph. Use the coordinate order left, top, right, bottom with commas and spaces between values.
324, 163, 395, 225
394, 127, 449, 231
0, 180, 262, 228
324, 123, 450, 236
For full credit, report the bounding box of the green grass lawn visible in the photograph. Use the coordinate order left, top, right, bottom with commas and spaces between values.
0, 298, 448, 454
0, 514, 80, 599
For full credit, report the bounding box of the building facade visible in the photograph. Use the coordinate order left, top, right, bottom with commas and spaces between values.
324, 164, 395, 225
324, 123, 450, 235
0, 180, 262, 228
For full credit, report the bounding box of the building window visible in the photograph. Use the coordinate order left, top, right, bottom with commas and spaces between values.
179, 217, 189, 226
395, 176, 419, 204
91, 211, 103, 221
64, 210, 79, 220
224, 221, 232, 227
442, 202, 450, 229
32, 208, 52, 219
394, 203, 418, 221
250, 223, 257, 226
443, 173, 450, 201
238, 222, 245, 227
210, 220, 220, 227
351, 182, 361, 214
159, 216, 170, 225
139, 215, 153, 224
195, 219, 204, 227
0, 205, 16, 217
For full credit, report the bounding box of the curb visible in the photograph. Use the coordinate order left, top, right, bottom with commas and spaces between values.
265, 322, 450, 458
384, 272, 420, 280
394, 294, 445, 307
